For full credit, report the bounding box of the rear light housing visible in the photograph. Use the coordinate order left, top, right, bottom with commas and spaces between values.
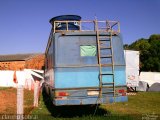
118, 89, 125, 93
116, 89, 127, 96
55, 91, 69, 97
87, 91, 99, 96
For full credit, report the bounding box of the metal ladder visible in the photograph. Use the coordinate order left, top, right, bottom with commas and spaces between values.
95, 21, 115, 100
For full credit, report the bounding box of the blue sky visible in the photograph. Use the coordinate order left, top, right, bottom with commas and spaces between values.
0, 0, 160, 54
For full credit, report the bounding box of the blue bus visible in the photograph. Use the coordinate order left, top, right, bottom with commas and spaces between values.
43, 15, 128, 106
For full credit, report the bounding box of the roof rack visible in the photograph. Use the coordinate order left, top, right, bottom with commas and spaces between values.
53, 20, 120, 34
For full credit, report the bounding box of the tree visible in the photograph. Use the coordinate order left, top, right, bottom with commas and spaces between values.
124, 34, 160, 72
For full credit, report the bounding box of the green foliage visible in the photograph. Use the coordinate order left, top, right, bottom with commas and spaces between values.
149, 34, 160, 42
127, 39, 150, 51
124, 34, 160, 72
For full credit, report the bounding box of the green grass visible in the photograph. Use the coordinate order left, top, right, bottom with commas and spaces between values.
105, 92, 160, 119
0, 87, 13, 91
24, 89, 34, 114
2, 88, 159, 119
32, 93, 115, 120
30, 92, 160, 120
31, 94, 132, 120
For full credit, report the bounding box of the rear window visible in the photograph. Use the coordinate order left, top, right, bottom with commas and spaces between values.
80, 45, 97, 56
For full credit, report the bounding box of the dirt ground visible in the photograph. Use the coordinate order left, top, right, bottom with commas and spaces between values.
0, 87, 34, 115
0, 88, 17, 114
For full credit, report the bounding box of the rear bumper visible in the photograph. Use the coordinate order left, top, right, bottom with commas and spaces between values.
54, 96, 128, 106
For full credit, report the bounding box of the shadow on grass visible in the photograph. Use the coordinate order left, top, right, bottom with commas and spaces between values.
42, 90, 110, 118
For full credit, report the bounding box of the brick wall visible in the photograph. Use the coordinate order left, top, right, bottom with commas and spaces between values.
25, 54, 45, 70
0, 54, 45, 70
0, 61, 25, 70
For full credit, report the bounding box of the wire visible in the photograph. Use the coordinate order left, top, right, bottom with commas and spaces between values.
93, 75, 102, 116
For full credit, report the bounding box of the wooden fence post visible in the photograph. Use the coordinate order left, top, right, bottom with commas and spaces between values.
17, 85, 24, 120
34, 80, 40, 107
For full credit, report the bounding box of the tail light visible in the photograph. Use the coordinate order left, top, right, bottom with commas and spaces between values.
118, 89, 125, 93
55, 91, 69, 97
117, 89, 126, 96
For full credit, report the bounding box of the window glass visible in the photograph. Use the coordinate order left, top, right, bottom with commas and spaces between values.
80, 45, 96, 56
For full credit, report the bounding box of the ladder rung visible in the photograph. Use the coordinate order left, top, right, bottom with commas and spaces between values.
100, 73, 114, 75
101, 64, 113, 67
100, 46, 111, 49
99, 27, 110, 30
99, 39, 110, 41
99, 27, 107, 29
99, 36, 111, 39
100, 55, 112, 58
102, 91, 114, 94
102, 82, 114, 85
